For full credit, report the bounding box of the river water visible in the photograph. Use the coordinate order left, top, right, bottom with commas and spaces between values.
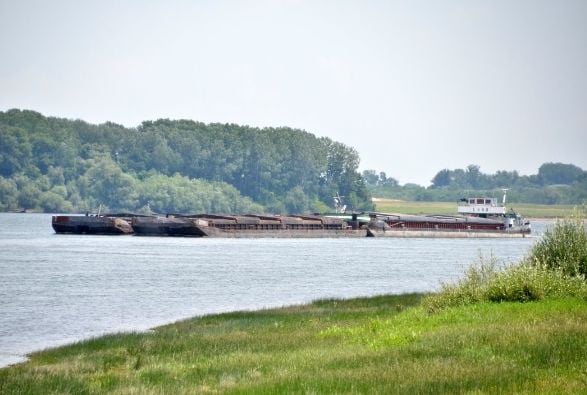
0, 213, 549, 367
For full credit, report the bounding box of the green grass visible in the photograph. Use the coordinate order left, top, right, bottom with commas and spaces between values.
1, 294, 587, 394
373, 198, 578, 218
423, 217, 587, 312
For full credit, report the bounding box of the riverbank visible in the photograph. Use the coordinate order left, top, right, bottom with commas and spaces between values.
1, 293, 586, 394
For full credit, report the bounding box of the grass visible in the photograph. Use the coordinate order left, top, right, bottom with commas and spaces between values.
2, 215, 586, 394
423, 257, 587, 313
373, 198, 578, 218
423, 216, 587, 312
2, 294, 587, 394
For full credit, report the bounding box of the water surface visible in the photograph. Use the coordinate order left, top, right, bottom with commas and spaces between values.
0, 213, 548, 367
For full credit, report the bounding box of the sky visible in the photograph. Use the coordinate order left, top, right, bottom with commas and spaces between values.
1, 0, 586, 186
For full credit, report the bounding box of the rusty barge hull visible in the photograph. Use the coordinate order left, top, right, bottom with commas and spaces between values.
366, 212, 531, 238
130, 216, 205, 236
52, 215, 134, 235
131, 214, 367, 238
366, 229, 529, 238
198, 227, 367, 238
52, 210, 530, 239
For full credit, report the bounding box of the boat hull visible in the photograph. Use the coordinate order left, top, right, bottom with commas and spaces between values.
131, 217, 207, 236
53, 211, 530, 239
368, 212, 531, 238
197, 227, 367, 238
52, 215, 133, 235
132, 215, 367, 238
366, 228, 529, 238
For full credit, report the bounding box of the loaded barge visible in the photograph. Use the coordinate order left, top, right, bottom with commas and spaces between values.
131, 214, 367, 238
51, 193, 530, 238
52, 213, 142, 235
366, 213, 530, 238
365, 194, 531, 238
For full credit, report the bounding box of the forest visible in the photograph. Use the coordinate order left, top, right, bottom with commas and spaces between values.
363, 163, 587, 204
1, 109, 586, 214
0, 109, 371, 213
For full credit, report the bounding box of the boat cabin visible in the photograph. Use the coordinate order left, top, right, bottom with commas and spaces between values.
457, 197, 506, 217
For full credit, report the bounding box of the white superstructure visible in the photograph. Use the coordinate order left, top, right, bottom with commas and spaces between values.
457, 197, 506, 215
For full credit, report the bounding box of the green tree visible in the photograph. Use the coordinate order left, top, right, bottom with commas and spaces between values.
362, 170, 380, 186
431, 169, 451, 188
0, 176, 18, 210
538, 162, 585, 185
0, 109, 376, 212
284, 186, 311, 214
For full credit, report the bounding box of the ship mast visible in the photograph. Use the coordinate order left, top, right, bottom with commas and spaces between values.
333, 193, 346, 214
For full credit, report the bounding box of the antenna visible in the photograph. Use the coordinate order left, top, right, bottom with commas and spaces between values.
501, 188, 509, 205
333, 193, 346, 213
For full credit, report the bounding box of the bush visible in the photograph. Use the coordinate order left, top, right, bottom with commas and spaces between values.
424, 216, 587, 312
424, 262, 587, 313
485, 264, 587, 303
527, 215, 587, 277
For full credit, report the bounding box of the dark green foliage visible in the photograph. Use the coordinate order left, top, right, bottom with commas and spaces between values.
528, 215, 587, 277
366, 162, 587, 204
0, 109, 372, 213
538, 162, 585, 185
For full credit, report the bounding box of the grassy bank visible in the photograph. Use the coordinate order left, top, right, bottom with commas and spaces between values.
2, 217, 586, 394
373, 198, 578, 218
1, 294, 586, 394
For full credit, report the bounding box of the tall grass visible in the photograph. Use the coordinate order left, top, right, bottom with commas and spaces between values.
528, 214, 587, 277
424, 215, 587, 312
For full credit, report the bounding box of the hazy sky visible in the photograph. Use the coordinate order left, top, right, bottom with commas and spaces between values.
1, 0, 586, 185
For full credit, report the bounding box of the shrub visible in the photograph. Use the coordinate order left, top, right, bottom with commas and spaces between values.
485, 264, 587, 303
527, 215, 587, 278
424, 262, 587, 312
424, 213, 587, 312
423, 255, 499, 313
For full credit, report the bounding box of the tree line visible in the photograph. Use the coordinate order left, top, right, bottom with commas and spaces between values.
363, 163, 587, 204
2, 109, 585, 213
0, 109, 372, 213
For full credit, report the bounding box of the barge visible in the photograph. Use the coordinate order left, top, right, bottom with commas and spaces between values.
51, 192, 530, 238
366, 193, 531, 238
131, 214, 367, 238
366, 213, 530, 238
52, 213, 136, 235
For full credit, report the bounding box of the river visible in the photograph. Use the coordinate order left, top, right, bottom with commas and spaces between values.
0, 213, 549, 367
